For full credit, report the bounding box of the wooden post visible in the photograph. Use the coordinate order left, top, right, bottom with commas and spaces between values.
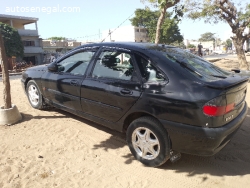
0, 32, 12, 109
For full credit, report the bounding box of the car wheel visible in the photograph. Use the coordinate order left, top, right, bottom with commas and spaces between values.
26, 80, 45, 110
126, 116, 170, 167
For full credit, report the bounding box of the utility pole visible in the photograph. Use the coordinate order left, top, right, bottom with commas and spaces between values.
109, 29, 111, 41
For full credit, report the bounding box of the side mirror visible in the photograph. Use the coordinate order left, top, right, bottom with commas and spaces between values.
48, 63, 58, 72
231, 69, 240, 73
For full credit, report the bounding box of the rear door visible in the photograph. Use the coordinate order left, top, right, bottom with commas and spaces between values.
80, 47, 142, 122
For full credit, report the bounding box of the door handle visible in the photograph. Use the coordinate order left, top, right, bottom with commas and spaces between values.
70, 80, 78, 86
121, 89, 132, 95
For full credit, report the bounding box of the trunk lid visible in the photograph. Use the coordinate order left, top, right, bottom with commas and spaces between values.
204, 75, 248, 127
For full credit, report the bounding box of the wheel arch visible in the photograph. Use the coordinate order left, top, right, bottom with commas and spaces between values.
123, 112, 151, 132
24, 77, 33, 90
123, 112, 172, 149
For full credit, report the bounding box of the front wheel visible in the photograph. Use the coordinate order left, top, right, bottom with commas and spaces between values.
26, 80, 45, 110
126, 116, 170, 167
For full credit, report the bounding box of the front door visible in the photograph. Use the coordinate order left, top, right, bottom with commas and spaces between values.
80, 48, 142, 122
41, 48, 97, 112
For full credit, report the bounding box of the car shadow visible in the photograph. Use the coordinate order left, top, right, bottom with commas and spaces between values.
20, 106, 250, 177
90, 107, 250, 177
20, 109, 69, 123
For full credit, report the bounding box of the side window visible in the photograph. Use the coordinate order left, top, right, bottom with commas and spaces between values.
92, 50, 134, 81
135, 54, 166, 82
57, 51, 95, 75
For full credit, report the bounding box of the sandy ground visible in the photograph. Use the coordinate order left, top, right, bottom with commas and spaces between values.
208, 54, 250, 71
0, 66, 250, 187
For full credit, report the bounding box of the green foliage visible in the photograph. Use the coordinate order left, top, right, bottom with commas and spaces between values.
187, 44, 196, 48
199, 32, 215, 42
185, 0, 250, 25
48, 36, 66, 41
184, 1, 219, 23
141, 0, 180, 8
224, 39, 232, 48
130, 9, 183, 44
141, 0, 184, 21
170, 40, 186, 48
0, 22, 24, 58
184, 0, 250, 69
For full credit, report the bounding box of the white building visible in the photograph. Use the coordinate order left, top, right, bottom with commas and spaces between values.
42, 39, 81, 63
0, 14, 44, 65
185, 39, 214, 50
102, 25, 150, 43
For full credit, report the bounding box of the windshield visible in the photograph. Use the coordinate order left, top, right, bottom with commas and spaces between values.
149, 46, 232, 81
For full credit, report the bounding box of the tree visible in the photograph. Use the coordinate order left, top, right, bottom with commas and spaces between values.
130, 9, 183, 44
141, 0, 182, 44
185, 0, 250, 70
225, 38, 233, 48
0, 32, 11, 109
0, 23, 23, 109
0, 23, 24, 58
199, 32, 215, 42
48, 36, 66, 41
187, 44, 196, 48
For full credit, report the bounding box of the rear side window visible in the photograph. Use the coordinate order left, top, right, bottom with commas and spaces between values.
134, 54, 166, 82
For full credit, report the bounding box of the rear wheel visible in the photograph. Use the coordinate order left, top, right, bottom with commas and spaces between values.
126, 116, 170, 167
26, 80, 46, 110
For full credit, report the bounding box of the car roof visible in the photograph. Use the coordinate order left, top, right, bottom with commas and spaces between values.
75, 42, 176, 52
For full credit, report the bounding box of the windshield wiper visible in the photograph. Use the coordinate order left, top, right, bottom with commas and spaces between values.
166, 54, 203, 78
179, 62, 203, 78
209, 74, 227, 79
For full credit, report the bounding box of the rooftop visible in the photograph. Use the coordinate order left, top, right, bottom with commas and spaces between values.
0, 14, 38, 25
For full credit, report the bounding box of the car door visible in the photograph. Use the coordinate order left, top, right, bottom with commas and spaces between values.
41, 48, 97, 112
80, 47, 142, 122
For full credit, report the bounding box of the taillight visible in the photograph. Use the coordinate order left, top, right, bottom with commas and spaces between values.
203, 95, 235, 116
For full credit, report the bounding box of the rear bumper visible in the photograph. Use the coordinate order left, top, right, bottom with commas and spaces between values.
160, 102, 248, 156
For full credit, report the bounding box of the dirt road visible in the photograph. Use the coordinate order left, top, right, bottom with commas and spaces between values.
0, 79, 250, 188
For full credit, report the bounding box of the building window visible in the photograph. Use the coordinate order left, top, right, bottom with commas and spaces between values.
23, 41, 35, 46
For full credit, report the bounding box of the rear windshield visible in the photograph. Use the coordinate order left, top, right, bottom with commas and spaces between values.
149, 46, 232, 81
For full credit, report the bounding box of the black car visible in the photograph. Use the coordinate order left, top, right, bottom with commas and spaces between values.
21, 42, 249, 167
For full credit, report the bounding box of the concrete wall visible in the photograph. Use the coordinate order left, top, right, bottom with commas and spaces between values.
18, 29, 38, 36
24, 47, 43, 54
102, 26, 149, 42
134, 27, 150, 42
12, 21, 24, 29
21, 36, 42, 47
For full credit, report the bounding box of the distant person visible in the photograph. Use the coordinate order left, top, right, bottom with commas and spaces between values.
198, 43, 203, 57
209, 46, 213, 54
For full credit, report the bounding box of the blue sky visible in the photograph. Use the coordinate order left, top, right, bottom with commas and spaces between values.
0, 0, 232, 41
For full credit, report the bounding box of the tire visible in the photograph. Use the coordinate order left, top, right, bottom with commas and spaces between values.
126, 116, 170, 167
26, 80, 46, 110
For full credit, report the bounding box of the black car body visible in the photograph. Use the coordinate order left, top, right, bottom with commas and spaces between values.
21, 42, 249, 167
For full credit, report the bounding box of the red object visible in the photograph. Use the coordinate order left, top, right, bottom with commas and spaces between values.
203, 103, 235, 116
